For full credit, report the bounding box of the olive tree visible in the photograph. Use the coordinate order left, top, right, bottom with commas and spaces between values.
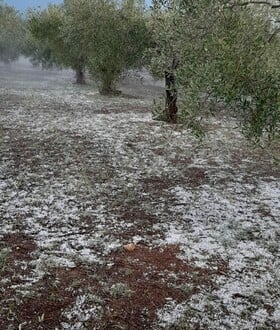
148, 3, 182, 123
26, 5, 87, 83
27, 0, 149, 91
64, 0, 149, 94
0, 2, 24, 63
149, 0, 280, 141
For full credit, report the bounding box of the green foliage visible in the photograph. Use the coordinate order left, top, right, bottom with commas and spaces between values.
0, 2, 25, 63
109, 282, 134, 298
197, 4, 280, 142
152, 98, 169, 122
149, 0, 280, 142
65, 0, 149, 94
27, 0, 149, 91
26, 5, 87, 78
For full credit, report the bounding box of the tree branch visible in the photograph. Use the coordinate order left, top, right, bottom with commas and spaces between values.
231, 1, 280, 8
268, 27, 280, 42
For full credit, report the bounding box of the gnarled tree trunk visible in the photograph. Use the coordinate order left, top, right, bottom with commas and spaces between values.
75, 68, 86, 85
99, 68, 121, 95
165, 70, 178, 123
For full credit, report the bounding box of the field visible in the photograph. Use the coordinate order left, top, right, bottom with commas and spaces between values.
0, 60, 279, 329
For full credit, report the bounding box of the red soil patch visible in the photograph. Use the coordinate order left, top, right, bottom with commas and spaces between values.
0, 233, 38, 329
142, 176, 173, 192
97, 244, 228, 328
0, 232, 37, 285
182, 167, 208, 187
1, 232, 37, 261
17, 267, 91, 329
0, 235, 228, 329
118, 207, 163, 240
142, 169, 208, 194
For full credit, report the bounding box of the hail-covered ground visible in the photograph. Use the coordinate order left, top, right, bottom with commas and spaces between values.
0, 59, 279, 330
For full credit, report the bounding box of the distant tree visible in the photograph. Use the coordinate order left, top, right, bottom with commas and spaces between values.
64, 0, 149, 94
0, 2, 24, 63
149, 0, 280, 142
26, 5, 87, 84
27, 0, 149, 90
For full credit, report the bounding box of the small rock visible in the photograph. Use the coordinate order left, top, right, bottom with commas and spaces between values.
124, 243, 136, 252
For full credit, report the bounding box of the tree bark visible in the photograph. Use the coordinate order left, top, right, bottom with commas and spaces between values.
165, 70, 178, 123
99, 68, 121, 95
75, 69, 86, 85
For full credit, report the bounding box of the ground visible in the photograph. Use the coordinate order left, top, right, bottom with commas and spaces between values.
0, 59, 279, 330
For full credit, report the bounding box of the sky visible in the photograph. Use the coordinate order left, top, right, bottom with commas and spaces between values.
4, 0, 151, 12
3, 0, 63, 12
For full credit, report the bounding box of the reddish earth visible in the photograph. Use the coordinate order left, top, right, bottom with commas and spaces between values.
0, 235, 228, 329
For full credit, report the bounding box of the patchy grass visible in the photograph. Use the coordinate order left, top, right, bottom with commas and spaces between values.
0, 62, 279, 329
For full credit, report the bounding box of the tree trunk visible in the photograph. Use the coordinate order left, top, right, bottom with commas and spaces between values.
75, 69, 86, 85
165, 70, 178, 123
99, 68, 121, 95
100, 84, 115, 95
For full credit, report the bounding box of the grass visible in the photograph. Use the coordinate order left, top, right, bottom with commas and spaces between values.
0, 248, 10, 274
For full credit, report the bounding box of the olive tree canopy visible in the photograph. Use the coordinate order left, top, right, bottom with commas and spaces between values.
149, 0, 280, 142
0, 2, 25, 63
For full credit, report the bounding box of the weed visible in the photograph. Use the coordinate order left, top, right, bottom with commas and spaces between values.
0, 248, 10, 273
109, 283, 134, 298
